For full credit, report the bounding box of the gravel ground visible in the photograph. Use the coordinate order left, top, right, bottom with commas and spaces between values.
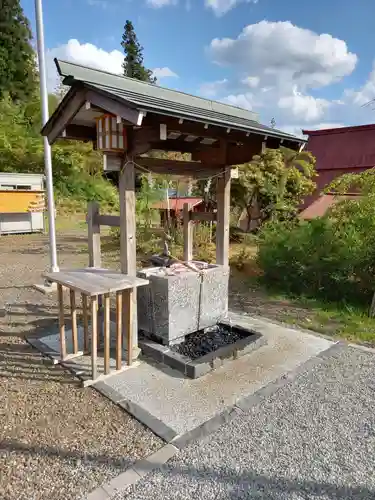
171, 324, 251, 360
0, 230, 162, 500
113, 344, 375, 500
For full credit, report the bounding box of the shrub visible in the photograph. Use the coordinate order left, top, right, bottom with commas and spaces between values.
257, 207, 375, 305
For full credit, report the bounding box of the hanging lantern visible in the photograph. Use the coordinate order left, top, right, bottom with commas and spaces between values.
96, 114, 127, 152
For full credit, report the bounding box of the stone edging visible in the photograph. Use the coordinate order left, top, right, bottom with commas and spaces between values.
139, 322, 267, 379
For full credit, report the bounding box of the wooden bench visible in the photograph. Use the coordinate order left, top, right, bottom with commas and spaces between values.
44, 268, 148, 386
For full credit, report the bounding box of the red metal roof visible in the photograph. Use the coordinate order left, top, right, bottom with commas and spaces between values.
302, 124, 375, 171
299, 194, 360, 220
151, 197, 203, 211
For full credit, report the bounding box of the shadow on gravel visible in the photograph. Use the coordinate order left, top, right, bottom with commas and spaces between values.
0, 438, 133, 470
0, 341, 78, 385
148, 464, 375, 500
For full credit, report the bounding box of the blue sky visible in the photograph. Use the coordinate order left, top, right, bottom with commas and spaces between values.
22, 0, 375, 136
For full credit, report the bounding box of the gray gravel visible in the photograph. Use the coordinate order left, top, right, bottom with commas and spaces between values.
113, 344, 375, 499
0, 229, 162, 500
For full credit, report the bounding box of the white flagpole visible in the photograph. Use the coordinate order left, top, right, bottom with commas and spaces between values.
34, 0, 59, 273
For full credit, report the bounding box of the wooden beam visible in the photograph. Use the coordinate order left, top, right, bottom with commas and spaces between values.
97, 214, 120, 227
226, 139, 262, 165
46, 87, 87, 144
59, 124, 96, 142
183, 203, 193, 262
190, 211, 216, 222
216, 168, 231, 267
87, 202, 101, 267
135, 157, 221, 177
86, 90, 142, 126
192, 139, 227, 165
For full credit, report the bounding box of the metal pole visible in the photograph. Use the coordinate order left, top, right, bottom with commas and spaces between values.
35, 0, 59, 272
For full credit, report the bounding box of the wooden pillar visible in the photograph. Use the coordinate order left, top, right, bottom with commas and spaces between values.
88, 201, 101, 268
183, 203, 193, 262
103, 294, 110, 375
216, 167, 231, 267
82, 294, 89, 353
119, 158, 138, 360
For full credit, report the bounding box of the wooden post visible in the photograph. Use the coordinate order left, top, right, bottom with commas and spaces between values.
216, 167, 231, 266
57, 284, 66, 360
116, 291, 123, 370
91, 296, 98, 381
123, 289, 133, 366
82, 294, 89, 353
119, 158, 137, 360
70, 289, 78, 354
183, 203, 193, 262
88, 201, 101, 268
103, 293, 110, 375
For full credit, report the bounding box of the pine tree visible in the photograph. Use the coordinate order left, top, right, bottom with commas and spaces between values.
0, 0, 38, 101
121, 20, 156, 83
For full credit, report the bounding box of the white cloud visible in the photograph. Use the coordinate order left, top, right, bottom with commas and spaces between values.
205, 0, 258, 16
152, 67, 178, 79
46, 39, 123, 91
280, 123, 345, 139
222, 92, 255, 110
241, 76, 259, 88
209, 21, 357, 91
278, 87, 331, 122
346, 64, 375, 106
146, 0, 177, 7
199, 78, 228, 98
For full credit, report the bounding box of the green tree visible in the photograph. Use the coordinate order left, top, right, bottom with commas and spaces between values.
231, 147, 317, 231
121, 20, 156, 83
0, 0, 38, 101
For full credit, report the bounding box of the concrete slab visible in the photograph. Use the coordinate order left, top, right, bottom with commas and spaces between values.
27, 323, 136, 383
100, 312, 333, 439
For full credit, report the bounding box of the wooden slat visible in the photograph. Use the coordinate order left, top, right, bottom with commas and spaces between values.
216, 168, 231, 266
124, 289, 133, 367
183, 203, 193, 262
82, 294, 89, 352
97, 214, 120, 227
57, 284, 66, 360
103, 294, 110, 375
116, 292, 123, 370
87, 201, 101, 268
91, 295, 98, 380
43, 269, 148, 296
70, 289, 78, 354
190, 211, 217, 222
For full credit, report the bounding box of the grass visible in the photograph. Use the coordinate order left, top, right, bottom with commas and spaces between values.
247, 277, 375, 346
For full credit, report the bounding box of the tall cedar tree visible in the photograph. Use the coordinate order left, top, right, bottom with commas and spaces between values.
121, 20, 156, 83
0, 0, 37, 101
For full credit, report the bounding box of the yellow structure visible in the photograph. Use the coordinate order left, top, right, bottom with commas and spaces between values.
0, 173, 45, 234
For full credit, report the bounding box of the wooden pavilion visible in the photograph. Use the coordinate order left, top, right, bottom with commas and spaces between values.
41, 59, 303, 385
